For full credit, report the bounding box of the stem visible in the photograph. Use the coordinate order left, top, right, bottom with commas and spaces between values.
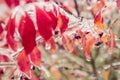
91, 58, 97, 76
0, 62, 16, 67
74, 0, 80, 17
90, 55, 98, 80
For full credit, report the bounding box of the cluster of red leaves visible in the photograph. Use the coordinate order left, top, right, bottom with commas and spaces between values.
5, 0, 38, 8
4, 2, 69, 78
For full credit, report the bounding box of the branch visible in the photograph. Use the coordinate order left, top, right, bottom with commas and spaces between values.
103, 62, 120, 70
74, 0, 80, 17
90, 53, 98, 80
0, 62, 16, 67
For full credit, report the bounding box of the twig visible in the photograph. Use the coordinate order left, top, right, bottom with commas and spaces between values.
0, 62, 16, 67
104, 62, 120, 70
74, 0, 80, 17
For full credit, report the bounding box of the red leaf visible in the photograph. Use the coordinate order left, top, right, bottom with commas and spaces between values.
26, 0, 32, 3
30, 47, 41, 67
61, 5, 71, 13
19, 13, 36, 54
0, 54, 9, 62
116, 0, 120, 10
36, 6, 53, 41
94, 10, 104, 30
5, 0, 20, 8
6, 16, 17, 51
58, 12, 69, 33
17, 51, 31, 78
44, 0, 49, 2
26, 0, 37, 3
45, 9, 58, 30
108, 29, 116, 52
0, 22, 3, 34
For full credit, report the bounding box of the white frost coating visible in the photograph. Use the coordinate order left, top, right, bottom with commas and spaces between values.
0, 48, 14, 60
44, 2, 54, 12
11, 48, 23, 57
45, 43, 51, 50
106, 1, 117, 8
11, 6, 20, 19
79, 19, 99, 38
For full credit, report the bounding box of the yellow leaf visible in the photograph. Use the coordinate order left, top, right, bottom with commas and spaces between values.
103, 69, 110, 80
50, 66, 61, 80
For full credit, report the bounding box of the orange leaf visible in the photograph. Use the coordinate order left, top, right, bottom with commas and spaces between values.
50, 66, 61, 80
82, 33, 97, 61
81, 33, 89, 61
100, 34, 108, 44
94, 11, 104, 31
17, 51, 31, 78
46, 38, 57, 54
30, 47, 41, 67
103, 69, 110, 80
62, 34, 76, 54
108, 29, 116, 53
